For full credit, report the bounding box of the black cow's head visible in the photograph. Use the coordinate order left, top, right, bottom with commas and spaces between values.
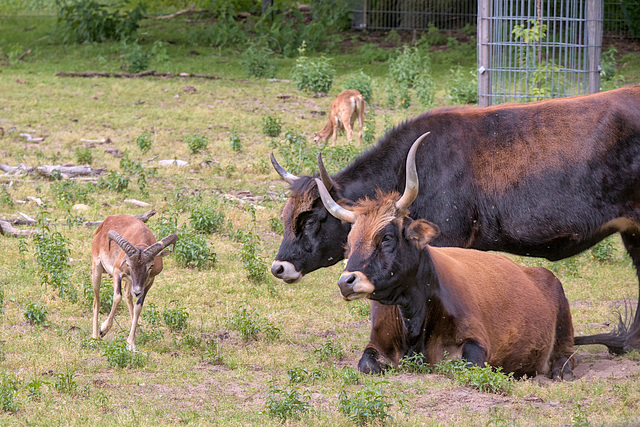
270, 154, 351, 283
315, 133, 435, 304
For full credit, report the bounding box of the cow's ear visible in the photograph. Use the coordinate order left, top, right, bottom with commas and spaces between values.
406, 219, 440, 249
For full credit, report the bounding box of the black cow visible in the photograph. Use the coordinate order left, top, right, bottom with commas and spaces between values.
271, 86, 640, 372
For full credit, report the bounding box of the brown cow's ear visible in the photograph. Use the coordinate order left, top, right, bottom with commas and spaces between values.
406, 219, 440, 249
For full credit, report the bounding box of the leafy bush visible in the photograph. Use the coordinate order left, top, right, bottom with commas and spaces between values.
359, 43, 391, 63
239, 232, 269, 283
362, 112, 376, 145
120, 40, 149, 73
174, 231, 216, 269
98, 170, 129, 193
136, 131, 153, 153
229, 130, 242, 153
75, 146, 93, 165
287, 367, 326, 384
601, 46, 618, 81
227, 305, 281, 341
338, 383, 393, 426
185, 132, 209, 154
453, 363, 513, 394
425, 23, 447, 45
55, 0, 144, 44
162, 303, 189, 332
102, 337, 147, 368
24, 301, 48, 325
142, 302, 162, 327
314, 340, 344, 362
186, 1, 245, 48
190, 204, 226, 235
241, 44, 277, 78
398, 352, 430, 374
590, 237, 616, 263
272, 130, 316, 175
290, 45, 335, 94
264, 385, 312, 422
268, 217, 284, 234
0, 187, 13, 207
343, 71, 373, 104
387, 45, 435, 109
53, 370, 77, 394
262, 114, 282, 138
53, 180, 92, 206
33, 225, 76, 301
445, 65, 478, 105
0, 372, 19, 412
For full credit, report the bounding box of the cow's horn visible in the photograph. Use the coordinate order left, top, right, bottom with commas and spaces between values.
315, 178, 357, 223
142, 233, 178, 259
395, 132, 429, 211
107, 230, 138, 257
317, 152, 334, 191
270, 152, 299, 185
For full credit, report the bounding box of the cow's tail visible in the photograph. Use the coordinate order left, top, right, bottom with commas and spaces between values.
573, 302, 634, 355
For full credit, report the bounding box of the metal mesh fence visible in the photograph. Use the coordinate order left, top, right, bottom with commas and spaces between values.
477, 0, 603, 106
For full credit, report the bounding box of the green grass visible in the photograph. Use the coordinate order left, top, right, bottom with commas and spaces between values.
1, 11, 640, 426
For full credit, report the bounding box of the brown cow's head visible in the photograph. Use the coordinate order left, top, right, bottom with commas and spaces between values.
315, 133, 436, 303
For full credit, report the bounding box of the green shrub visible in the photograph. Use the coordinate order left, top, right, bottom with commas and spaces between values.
25, 377, 44, 400
229, 130, 242, 153
287, 367, 326, 384
362, 113, 376, 146
240, 232, 269, 283
334, 366, 360, 386
75, 146, 93, 165
0, 187, 13, 207
590, 237, 616, 262
398, 352, 430, 374
203, 338, 223, 364
119, 151, 157, 194
445, 65, 478, 105
264, 385, 312, 422
601, 46, 618, 82
24, 301, 48, 325
190, 204, 226, 235
186, 1, 245, 48
136, 131, 153, 153
290, 44, 335, 93
55, 0, 143, 44
121, 41, 149, 73
268, 217, 284, 234
98, 170, 129, 193
34, 225, 76, 301
174, 231, 216, 269
453, 363, 513, 394
272, 130, 316, 175
0, 286, 4, 315
262, 114, 282, 138
102, 337, 147, 368
0, 372, 19, 412
347, 300, 370, 319
53, 370, 77, 394
53, 180, 92, 206
343, 71, 373, 103
227, 305, 281, 341
241, 44, 277, 78
387, 45, 435, 109
425, 23, 447, 45
185, 132, 209, 154
314, 340, 344, 362
359, 43, 391, 63
162, 303, 189, 332
338, 383, 393, 426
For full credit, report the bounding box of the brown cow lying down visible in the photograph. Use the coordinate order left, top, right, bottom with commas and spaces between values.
315, 136, 575, 379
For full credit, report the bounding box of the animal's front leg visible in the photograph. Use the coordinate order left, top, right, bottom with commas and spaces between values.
100, 274, 123, 337
461, 340, 488, 367
91, 263, 104, 339
126, 288, 148, 351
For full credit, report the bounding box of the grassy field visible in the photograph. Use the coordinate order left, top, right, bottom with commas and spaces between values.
2, 10, 640, 426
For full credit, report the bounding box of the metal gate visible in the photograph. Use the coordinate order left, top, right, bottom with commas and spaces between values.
477, 0, 603, 106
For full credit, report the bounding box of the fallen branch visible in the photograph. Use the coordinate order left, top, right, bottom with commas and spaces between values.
36, 165, 106, 179
20, 133, 45, 142
56, 70, 220, 80
0, 163, 34, 175
0, 209, 156, 237
145, 4, 207, 20
17, 48, 31, 62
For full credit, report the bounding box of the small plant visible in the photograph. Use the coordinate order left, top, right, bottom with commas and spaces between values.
0, 372, 19, 412
24, 301, 48, 325
454, 363, 513, 394
25, 377, 45, 400
173, 231, 216, 269
268, 217, 284, 234
185, 132, 209, 154
203, 338, 223, 364
93, 390, 109, 411
0, 187, 13, 207
314, 340, 344, 362
398, 352, 430, 374
264, 384, 312, 422
98, 170, 129, 193
590, 237, 615, 262
241, 44, 277, 78
53, 180, 92, 206
136, 131, 153, 153
121, 40, 149, 73
425, 23, 447, 45
229, 130, 242, 153
227, 305, 280, 341
119, 151, 157, 194
162, 303, 189, 332
53, 369, 77, 395
347, 299, 370, 319
190, 204, 226, 235
445, 65, 478, 105
338, 382, 393, 426
0, 286, 4, 315
290, 43, 335, 94
102, 337, 147, 368
75, 146, 93, 165
240, 232, 269, 283
262, 114, 282, 138
142, 302, 162, 328
287, 367, 325, 384
335, 367, 360, 386
387, 45, 435, 109
343, 71, 373, 104
33, 224, 76, 300
362, 113, 376, 146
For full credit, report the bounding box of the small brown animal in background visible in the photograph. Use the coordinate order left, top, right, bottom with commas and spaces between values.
91, 215, 177, 350
313, 89, 365, 146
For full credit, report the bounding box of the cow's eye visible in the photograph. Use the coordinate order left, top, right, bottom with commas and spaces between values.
381, 234, 394, 247
305, 218, 316, 229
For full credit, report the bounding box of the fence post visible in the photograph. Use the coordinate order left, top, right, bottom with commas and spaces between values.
587, 0, 603, 94
477, 0, 491, 107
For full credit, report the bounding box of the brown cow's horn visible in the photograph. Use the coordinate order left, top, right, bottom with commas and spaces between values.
395, 132, 429, 211
107, 230, 138, 257
270, 152, 299, 185
317, 152, 334, 191
142, 233, 178, 258
315, 178, 357, 223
